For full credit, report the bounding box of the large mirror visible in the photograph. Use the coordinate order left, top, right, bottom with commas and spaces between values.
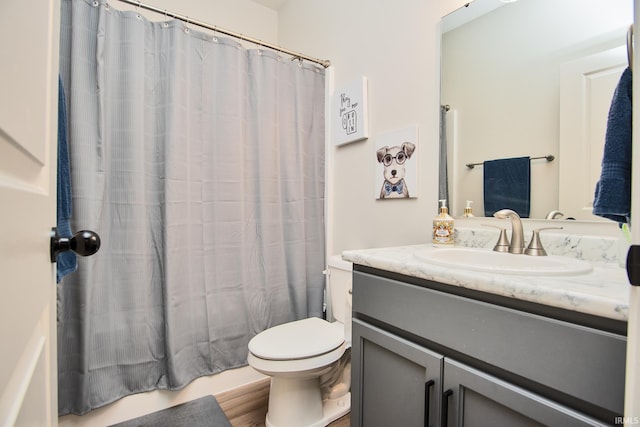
441, 0, 632, 220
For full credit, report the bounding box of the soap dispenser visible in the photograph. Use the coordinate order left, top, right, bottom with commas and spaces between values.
463, 200, 475, 218
433, 199, 455, 246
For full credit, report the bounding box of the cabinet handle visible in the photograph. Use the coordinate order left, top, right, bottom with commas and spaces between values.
441, 389, 453, 427
424, 380, 434, 427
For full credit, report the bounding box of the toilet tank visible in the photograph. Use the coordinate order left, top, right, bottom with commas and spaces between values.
327, 255, 352, 324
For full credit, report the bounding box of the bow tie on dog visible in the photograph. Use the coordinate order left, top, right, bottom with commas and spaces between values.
376, 142, 416, 199
383, 180, 404, 196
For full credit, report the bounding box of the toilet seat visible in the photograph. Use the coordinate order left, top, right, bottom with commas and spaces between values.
249, 317, 344, 360
248, 317, 347, 378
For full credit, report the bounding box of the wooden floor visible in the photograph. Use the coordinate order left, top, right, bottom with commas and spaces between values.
215, 378, 350, 427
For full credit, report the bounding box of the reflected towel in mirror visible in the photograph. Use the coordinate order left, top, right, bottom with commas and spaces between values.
593, 67, 632, 224
483, 156, 531, 218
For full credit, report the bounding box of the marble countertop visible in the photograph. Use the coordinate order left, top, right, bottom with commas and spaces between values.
342, 242, 630, 322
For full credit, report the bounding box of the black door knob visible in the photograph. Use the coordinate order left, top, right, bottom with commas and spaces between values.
50, 227, 101, 262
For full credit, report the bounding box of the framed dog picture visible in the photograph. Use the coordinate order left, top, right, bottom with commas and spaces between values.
333, 77, 369, 146
374, 125, 419, 200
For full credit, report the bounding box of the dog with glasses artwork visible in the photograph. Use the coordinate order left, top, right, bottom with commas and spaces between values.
376, 142, 416, 199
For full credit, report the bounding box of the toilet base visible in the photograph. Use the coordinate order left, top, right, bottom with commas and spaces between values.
319, 392, 351, 425
264, 376, 350, 427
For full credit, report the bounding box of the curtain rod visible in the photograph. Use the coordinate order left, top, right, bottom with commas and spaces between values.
116, 0, 331, 68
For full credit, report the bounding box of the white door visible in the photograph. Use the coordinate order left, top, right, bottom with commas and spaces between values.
558, 45, 627, 221
0, 1, 60, 426
626, 1, 640, 419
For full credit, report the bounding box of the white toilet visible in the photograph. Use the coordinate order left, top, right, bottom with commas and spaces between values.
247, 255, 352, 427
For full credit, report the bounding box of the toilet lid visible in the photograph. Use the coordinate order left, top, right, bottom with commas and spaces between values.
248, 317, 344, 360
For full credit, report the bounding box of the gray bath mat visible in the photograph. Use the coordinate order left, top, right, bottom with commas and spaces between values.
109, 395, 232, 427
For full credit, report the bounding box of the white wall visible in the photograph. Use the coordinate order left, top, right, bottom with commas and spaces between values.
114, 0, 279, 44
278, 0, 457, 255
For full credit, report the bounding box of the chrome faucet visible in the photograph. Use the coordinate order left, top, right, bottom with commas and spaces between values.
545, 210, 564, 220
493, 209, 525, 254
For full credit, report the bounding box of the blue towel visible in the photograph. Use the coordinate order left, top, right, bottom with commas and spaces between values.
593, 67, 632, 224
56, 76, 77, 282
483, 156, 531, 218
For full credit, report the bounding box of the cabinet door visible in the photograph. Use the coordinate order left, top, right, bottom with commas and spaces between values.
352, 319, 443, 427
442, 359, 608, 427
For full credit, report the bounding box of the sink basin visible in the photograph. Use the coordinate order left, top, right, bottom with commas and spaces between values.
413, 247, 593, 276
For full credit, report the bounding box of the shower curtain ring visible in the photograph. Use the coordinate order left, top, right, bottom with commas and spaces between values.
135, 1, 142, 19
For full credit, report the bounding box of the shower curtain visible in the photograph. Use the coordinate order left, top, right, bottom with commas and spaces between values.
57, 0, 326, 415
439, 105, 449, 202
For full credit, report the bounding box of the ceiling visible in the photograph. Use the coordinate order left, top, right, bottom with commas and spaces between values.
251, 0, 288, 10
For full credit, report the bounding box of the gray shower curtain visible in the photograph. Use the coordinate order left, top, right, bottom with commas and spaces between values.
439, 105, 449, 202
57, 0, 325, 415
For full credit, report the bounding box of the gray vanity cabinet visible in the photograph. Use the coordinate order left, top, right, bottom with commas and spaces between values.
351, 319, 443, 427
442, 359, 605, 426
351, 267, 626, 426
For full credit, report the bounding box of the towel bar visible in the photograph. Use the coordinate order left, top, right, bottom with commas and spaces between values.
466, 154, 554, 169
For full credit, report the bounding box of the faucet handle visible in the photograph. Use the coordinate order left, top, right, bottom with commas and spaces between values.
524, 227, 563, 256
482, 223, 510, 253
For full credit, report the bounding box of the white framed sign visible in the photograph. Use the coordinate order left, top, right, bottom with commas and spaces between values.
333, 76, 369, 146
